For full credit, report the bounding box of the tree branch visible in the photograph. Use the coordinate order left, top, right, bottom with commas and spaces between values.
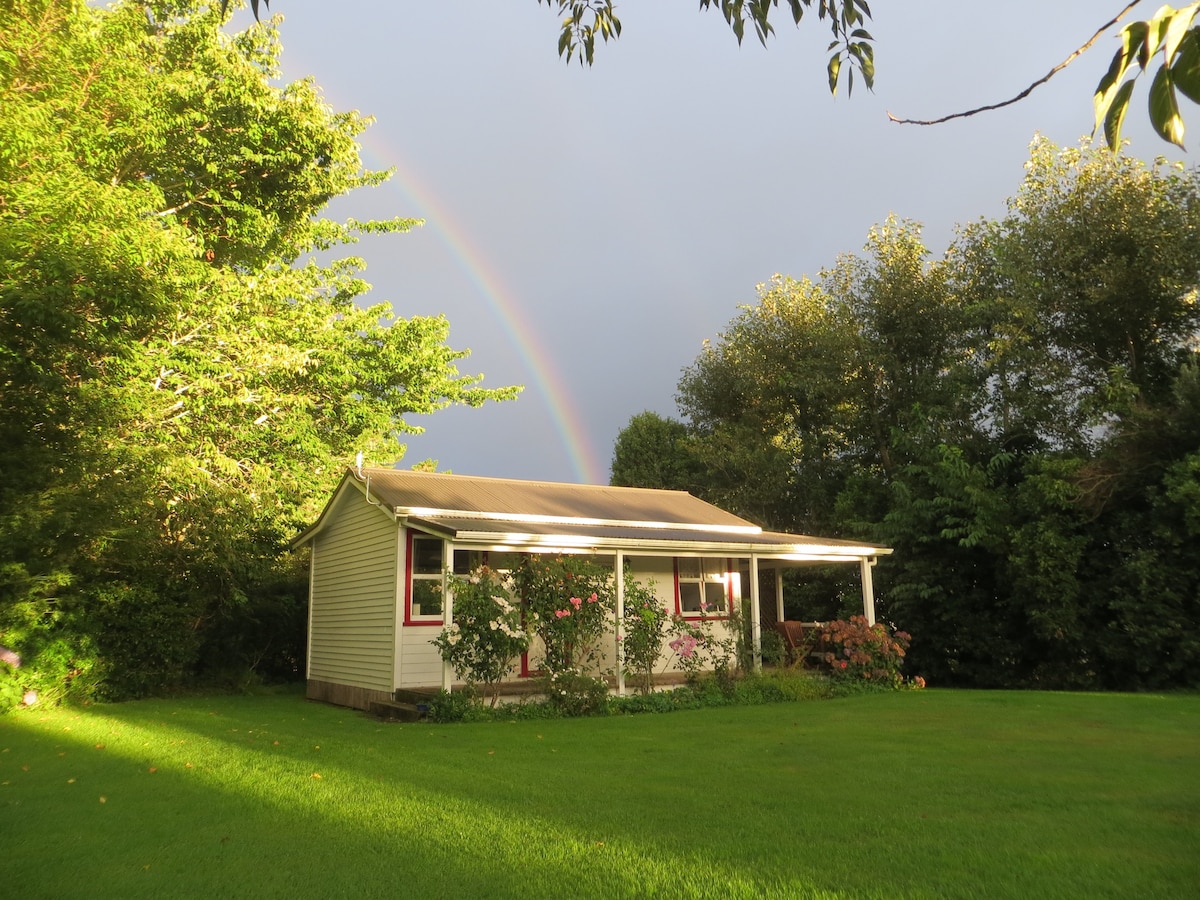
887, 1, 1145, 126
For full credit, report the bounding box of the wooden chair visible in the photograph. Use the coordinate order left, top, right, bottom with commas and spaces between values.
776, 620, 823, 668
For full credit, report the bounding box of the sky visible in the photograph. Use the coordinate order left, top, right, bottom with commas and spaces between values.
238, 1, 1197, 486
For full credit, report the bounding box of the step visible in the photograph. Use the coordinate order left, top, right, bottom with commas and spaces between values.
368, 699, 425, 722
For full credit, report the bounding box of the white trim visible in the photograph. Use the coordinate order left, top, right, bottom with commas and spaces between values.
392, 524, 406, 693
860, 557, 877, 626
441, 539, 455, 692
775, 569, 784, 625
615, 550, 626, 697
440, 530, 885, 559
749, 554, 762, 672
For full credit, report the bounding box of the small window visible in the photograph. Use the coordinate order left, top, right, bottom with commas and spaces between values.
410, 535, 444, 619
677, 558, 730, 615
453, 548, 483, 575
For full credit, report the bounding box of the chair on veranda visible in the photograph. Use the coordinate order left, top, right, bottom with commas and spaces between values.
776, 620, 822, 668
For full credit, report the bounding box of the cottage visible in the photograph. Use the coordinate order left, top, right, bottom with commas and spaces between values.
294, 467, 892, 710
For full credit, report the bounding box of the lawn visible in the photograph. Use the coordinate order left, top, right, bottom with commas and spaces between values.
2, 689, 1197, 899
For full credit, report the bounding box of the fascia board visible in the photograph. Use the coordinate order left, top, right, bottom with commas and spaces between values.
443, 529, 888, 559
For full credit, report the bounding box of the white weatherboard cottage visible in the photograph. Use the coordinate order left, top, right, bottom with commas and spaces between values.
294, 468, 892, 711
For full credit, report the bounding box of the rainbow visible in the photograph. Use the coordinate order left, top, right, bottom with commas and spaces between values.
348, 132, 606, 486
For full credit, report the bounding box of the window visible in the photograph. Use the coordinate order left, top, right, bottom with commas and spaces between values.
408, 540, 516, 623
453, 548, 483, 575
676, 558, 730, 615
410, 535, 445, 620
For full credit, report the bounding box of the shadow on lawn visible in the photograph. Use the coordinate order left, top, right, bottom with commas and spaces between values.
5, 698, 849, 900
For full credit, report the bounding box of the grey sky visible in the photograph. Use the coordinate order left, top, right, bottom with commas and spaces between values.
253, 1, 1196, 485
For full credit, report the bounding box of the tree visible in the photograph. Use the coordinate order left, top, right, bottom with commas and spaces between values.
609, 411, 704, 492
672, 220, 974, 534
953, 137, 1200, 453
635, 138, 1200, 689
0, 0, 517, 703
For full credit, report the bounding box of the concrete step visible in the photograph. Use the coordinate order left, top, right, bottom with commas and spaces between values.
368, 699, 425, 722
393, 688, 438, 707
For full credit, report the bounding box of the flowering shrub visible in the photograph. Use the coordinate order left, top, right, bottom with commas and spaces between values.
620, 574, 668, 695
817, 616, 913, 687
430, 567, 530, 706
514, 555, 615, 714
666, 609, 735, 684
516, 555, 613, 675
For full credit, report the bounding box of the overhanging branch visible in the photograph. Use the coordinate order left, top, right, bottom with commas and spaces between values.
887, 1, 1144, 126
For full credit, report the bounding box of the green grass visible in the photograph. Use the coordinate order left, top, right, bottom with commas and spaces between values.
2, 689, 1197, 899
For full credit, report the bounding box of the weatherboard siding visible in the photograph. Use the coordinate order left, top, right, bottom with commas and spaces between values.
308, 486, 397, 693
400, 629, 445, 687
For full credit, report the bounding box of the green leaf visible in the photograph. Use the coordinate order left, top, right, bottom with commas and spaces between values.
1149, 64, 1187, 147
1172, 29, 1200, 103
1164, 7, 1199, 62
827, 53, 842, 96
1104, 79, 1136, 149
1094, 48, 1133, 136
1113, 19, 1150, 73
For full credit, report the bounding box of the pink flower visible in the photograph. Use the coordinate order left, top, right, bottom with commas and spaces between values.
569, 596, 582, 609
587, 593, 598, 603
555, 609, 571, 619
669, 634, 699, 659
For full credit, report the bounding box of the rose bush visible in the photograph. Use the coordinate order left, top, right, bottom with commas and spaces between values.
431, 567, 530, 706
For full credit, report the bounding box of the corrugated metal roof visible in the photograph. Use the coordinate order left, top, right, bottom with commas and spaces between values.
359, 467, 756, 529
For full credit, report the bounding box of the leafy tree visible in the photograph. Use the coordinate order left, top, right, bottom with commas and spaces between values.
673, 220, 973, 533
609, 411, 704, 492
637, 138, 1200, 689
0, 0, 517, 701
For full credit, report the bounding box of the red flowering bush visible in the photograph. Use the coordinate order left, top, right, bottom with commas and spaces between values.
818, 616, 915, 687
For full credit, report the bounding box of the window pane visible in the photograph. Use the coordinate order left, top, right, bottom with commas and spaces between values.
452, 549, 482, 575
412, 579, 443, 617
677, 558, 700, 580
704, 581, 727, 613
679, 582, 702, 612
489, 552, 520, 572
412, 538, 442, 575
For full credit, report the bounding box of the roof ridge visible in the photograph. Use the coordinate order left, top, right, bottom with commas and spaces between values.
357, 467, 694, 495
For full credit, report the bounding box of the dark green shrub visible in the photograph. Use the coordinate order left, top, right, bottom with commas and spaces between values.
542, 669, 610, 717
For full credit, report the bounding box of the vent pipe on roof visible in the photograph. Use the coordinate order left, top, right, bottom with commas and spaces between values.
354, 452, 383, 509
